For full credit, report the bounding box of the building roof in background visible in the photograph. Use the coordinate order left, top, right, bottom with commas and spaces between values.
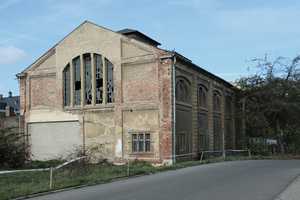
0, 92, 20, 112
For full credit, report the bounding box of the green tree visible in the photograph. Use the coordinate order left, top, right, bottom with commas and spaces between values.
238, 55, 300, 154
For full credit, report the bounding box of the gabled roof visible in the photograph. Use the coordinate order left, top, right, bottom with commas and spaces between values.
117, 29, 161, 47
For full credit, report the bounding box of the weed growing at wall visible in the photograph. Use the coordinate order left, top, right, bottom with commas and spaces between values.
61, 142, 111, 177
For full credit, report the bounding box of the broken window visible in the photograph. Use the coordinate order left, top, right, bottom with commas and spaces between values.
74, 57, 81, 106
84, 54, 92, 105
95, 54, 103, 104
64, 64, 70, 106
63, 53, 114, 107
106, 59, 114, 103
132, 133, 151, 153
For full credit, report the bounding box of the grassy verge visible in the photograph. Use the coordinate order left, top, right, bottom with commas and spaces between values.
0, 155, 294, 199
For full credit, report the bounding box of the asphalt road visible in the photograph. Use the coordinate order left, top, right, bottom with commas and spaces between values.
29, 160, 300, 200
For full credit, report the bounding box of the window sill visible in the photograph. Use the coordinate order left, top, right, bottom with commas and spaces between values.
175, 101, 192, 107
129, 153, 155, 156
64, 103, 115, 111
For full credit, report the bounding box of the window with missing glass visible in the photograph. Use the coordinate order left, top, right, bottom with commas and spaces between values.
132, 133, 150, 153
64, 53, 114, 107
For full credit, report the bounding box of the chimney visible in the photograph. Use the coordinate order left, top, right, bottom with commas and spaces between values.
0, 94, 2, 100
6, 106, 14, 117
8, 91, 12, 98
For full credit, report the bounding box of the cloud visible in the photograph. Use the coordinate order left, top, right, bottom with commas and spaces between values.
0, 45, 30, 67
218, 5, 300, 34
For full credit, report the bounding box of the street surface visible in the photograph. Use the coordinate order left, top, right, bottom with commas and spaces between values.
29, 160, 300, 200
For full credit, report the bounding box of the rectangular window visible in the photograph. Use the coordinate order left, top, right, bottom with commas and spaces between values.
132, 133, 150, 153
180, 132, 186, 150
132, 134, 137, 152
146, 134, 150, 152
139, 134, 144, 152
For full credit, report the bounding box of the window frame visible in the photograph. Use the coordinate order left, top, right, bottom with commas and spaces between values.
176, 77, 191, 104
198, 85, 208, 108
225, 96, 232, 115
132, 133, 151, 153
180, 132, 186, 151
63, 52, 114, 108
213, 91, 221, 112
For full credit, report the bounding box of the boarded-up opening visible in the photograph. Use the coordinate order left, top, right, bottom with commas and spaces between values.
176, 105, 191, 162
28, 121, 80, 160
198, 111, 208, 151
213, 114, 222, 150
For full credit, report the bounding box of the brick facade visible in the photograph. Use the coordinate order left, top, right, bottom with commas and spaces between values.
16, 21, 240, 163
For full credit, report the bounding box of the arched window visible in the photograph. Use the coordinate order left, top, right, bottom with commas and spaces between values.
198, 86, 207, 108
213, 92, 221, 112
64, 53, 114, 107
225, 97, 232, 115
176, 78, 190, 104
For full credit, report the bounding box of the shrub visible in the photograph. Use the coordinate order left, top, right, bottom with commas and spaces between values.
0, 127, 30, 169
239, 136, 269, 155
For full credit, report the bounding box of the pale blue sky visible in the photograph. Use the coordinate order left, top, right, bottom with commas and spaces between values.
1, 0, 300, 96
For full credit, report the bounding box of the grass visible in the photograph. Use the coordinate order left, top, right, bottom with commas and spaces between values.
0, 154, 295, 200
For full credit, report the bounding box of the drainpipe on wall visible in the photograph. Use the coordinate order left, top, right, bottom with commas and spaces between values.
172, 53, 177, 164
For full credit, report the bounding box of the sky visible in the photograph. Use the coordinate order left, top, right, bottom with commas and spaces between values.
1, 0, 300, 97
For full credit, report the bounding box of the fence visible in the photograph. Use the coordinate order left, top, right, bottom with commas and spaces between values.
0, 149, 250, 189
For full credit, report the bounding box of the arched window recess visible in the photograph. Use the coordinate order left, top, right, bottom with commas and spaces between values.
175, 77, 191, 104
213, 90, 222, 112
198, 85, 208, 108
64, 52, 114, 107
225, 96, 232, 115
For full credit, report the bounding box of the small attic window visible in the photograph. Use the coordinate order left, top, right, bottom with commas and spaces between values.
15, 100, 18, 104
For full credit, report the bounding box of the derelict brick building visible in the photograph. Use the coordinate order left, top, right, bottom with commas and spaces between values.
16, 21, 241, 164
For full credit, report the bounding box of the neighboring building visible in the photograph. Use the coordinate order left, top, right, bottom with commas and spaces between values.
16, 21, 241, 163
0, 92, 20, 114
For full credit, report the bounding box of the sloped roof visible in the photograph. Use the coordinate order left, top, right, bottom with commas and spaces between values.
117, 29, 161, 47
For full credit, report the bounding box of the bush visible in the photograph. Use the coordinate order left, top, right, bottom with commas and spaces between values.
0, 127, 30, 169
62, 142, 111, 177
290, 132, 300, 154
239, 136, 268, 155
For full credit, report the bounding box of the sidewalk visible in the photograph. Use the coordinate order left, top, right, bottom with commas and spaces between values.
275, 176, 300, 200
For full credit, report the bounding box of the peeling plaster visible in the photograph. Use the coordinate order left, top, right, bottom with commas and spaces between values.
115, 139, 122, 157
